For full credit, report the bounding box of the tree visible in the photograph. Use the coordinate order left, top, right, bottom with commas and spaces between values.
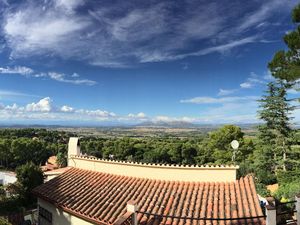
197, 125, 247, 165
268, 4, 300, 83
256, 81, 294, 184
15, 162, 44, 205
0, 217, 12, 225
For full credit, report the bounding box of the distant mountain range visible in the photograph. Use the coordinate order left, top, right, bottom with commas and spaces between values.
134, 121, 262, 129
135, 121, 198, 128
1, 122, 295, 130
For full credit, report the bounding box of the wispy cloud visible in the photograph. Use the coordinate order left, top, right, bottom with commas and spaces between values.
218, 89, 237, 96
47, 72, 97, 86
0, 65, 97, 85
236, 0, 295, 33
140, 36, 258, 62
1, 0, 295, 67
0, 66, 33, 75
0, 89, 39, 100
240, 71, 272, 89
180, 96, 258, 104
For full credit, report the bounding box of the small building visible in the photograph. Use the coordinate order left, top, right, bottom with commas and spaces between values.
33, 137, 266, 225
0, 171, 17, 186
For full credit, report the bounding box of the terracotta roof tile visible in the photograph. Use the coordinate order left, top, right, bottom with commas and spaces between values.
33, 168, 265, 225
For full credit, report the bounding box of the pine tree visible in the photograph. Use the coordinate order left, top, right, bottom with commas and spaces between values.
268, 4, 300, 83
257, 81, 294, 178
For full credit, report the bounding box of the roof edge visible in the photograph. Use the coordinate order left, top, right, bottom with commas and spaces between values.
71, 155, 239, 170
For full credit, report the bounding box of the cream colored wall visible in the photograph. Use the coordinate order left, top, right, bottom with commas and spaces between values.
44, 174, 58, 182
38, 198, 94, 225
68, 138, 80, 166
69, 156, 238, 182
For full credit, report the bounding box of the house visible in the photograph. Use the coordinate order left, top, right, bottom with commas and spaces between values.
41, 156, 59, 172
33, 137, 266, 225
0, 171, 17, 185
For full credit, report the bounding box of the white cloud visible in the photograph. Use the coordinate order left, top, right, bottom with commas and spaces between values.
128, 112, 146, 118
4, 3, 90, 58
0, 97, 153, 123
263, 71, 274, 81
140, 36, 258, 62
240, 71, 271, 89
180, 96, 258, 104
240, 82, 252, 89
0, 65, 97, 85
287, 89, 298, 94
5, 103, 22, 112
218, 89, 237, 96
60, 105, 74, 112
0, 90, 38, 99
48, 72, 97, 86
25, 97, 52, 112
0, 66, 33, 75
0, 96, 299, 124
152, 115, 198, 123
54, 0, 84, 13
236, 0, 296, 33
1, 1, 290, 67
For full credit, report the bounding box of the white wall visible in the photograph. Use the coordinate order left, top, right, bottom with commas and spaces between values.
0, 171, 17, 185
38, 198, 94, 225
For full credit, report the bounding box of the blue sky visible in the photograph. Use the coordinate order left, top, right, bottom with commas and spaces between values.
0, 0, 299, 125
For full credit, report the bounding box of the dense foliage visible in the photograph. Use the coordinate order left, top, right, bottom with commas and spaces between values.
79, 125, 254, 172
15, 162, 44, 204
0, 129, 72, 169
268, 4, 300, 83
265, 3, 300, 200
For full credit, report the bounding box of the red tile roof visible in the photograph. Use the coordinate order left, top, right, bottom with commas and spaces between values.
44, 166, 71, 175
33, 168, 265, 225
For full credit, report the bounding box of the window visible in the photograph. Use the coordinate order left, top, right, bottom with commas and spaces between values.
38, 205, 52, 225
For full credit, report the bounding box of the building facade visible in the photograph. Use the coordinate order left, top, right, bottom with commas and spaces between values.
33, 137, 265, 225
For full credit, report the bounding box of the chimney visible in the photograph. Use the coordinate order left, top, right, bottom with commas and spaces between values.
68, 137, 80, 166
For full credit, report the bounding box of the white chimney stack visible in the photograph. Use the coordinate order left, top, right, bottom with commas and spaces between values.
68, 137, 80, 166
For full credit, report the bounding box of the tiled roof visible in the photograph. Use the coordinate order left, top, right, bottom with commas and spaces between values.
44, 166, 71, 175
33, 168, 265, 225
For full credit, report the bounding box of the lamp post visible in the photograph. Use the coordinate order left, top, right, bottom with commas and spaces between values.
231, 140, 239, 165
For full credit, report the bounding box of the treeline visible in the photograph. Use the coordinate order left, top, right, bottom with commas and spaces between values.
0, 126, 299, 199
80, 125, 254, 169
0, 129, 71, 169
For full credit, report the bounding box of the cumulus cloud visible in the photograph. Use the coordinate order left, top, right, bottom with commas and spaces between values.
60, 105, 74, 112
1, 0, 295, 67
0, 97, 147, 123
25, 97, 52, 112
1, 95, 300, 124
